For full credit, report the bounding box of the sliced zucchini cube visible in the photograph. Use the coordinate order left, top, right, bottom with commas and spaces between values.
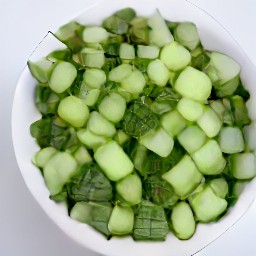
162, 155, 203, 197
94, 140, 134, 181
192, 140, 226, 175
218, 126, 245, 154
139, 127, 174, 157
108, 205, 134, 235
230, 152, 256, 179
189, 186, 227, 223
119, 43, 135, 60
177, 125, 207, 154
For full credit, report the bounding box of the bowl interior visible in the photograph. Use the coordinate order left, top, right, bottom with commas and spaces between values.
12, 0, 256, 255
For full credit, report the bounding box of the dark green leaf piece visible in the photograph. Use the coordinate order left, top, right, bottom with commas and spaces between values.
133, 200, 169, 241
67, 163, 113, 202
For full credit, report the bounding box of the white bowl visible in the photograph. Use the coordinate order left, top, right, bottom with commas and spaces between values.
12, 0, 256, 255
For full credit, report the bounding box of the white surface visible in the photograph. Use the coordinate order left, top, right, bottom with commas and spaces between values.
1, 0, 256, 256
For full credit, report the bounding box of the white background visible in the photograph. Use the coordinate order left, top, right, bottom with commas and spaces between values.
1, 0, 256, 255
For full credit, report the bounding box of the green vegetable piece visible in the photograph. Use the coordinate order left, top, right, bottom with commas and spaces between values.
209, 178, 228, 198
133, 200, 169, 241
28, 59, 54, 83
116, 173, 142, 205
83, 26, 109, 43
148, 10, 174, 47
77, 129, 108, 149
189, 186, 227, 222
87, 111, 116, 137
122, 102, 159, 137
160, 41, 191, 71
218, 127, 245, 154
67, 163, 113, 202
98, 92, 126, 123
139, 127, 174, 157
171, 201, 196, 240
83, 68, 106, 89
108, 64, 133, 82
49, 61, 77, 93
43, 152, 77, 196
174, 22, 200, 50
121, 69, 146, 94
33, 147, 57, 168
162, 155, 203, 198
114, 7, 136, 23
174, 66, 212, 101
80, 88, 101, 107
147, 59, 170, 87
137, 45, 160, 59
161, 110, 187, 137
94, 140, 134, 181
144, 175, 179, 208
230, 95, 251, 127
197, 106, 222, 138
73, 146, 92, 165
103, 16, 129, 35
230, 152, 256, 179
114, 130, 130, 145
58, 96, 90, 128
177, 97, 204, 121
70, 202, 112, 238
46, 48, 71, 62
108, 205, 134, 235
119, 43, 135, 60
192, 140, 226, 175
177, 126, 207, 154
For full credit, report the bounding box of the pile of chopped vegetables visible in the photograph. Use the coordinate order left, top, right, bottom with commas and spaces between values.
28, 7, 256, 241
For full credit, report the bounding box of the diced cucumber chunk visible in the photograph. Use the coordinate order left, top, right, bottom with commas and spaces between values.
108, 64, 133, 82
209, 178, 228, 198
147, 59, 169, 87
55, 21, 77, 41
121, 69, 146, 94
83, 68, 106, 89
206, 52, 240, 84
160, 42, 191, 71
119, 43, 135, 60
80, 88, 100, 107
150, 101, 173, 115
43, 152, 77, 195
197, 106, 222, 137
28, 59, 54, 83
116, 173, 142, 205
87, 111, 116, 137
232, 180, 248, 197
133, 144, 147, 174
49, 62, 77, 93
70, 202, 92, 223
177, 97, 204, 121
139, 127, 174, 157
98, 93, 126, 123
73, 146, 92, 165
58, 96, 90, 128
114, 7, 136, 22
161, 110, 186, 137
108, 205, 134, 235
171, 201, 196, 240
177, 126, 207, 154
230, 153, 256, 179
192, 140, 226, 175
174, 22, 200, 51
114, 130, 130, 145
77, 129, 108, 149
162, 155, 203, 197
147, 10, 174, 47
243, 122, 256, 150
209, 99, 227, 121
33, 147, 57, 168
174, 66, 212, 101
83, 26, 109, 43
137, 45, 160, 59
94, 140, 134, 181
78, 48, 105, 68
189, 186, 227, 222
218, 127, 245, 154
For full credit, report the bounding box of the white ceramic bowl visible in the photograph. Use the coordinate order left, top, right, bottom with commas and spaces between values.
12, 0, 256, 255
